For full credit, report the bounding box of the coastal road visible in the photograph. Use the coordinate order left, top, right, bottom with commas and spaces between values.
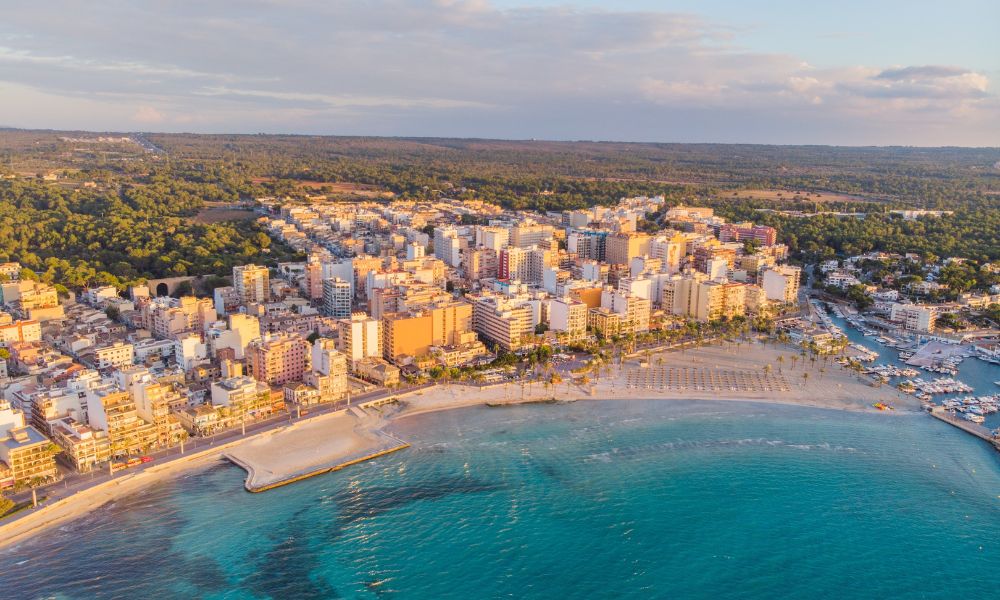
4, 382, 433, 519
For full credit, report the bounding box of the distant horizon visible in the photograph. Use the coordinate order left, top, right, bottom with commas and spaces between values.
3, 126, 999, 151
1, 1, 996, 146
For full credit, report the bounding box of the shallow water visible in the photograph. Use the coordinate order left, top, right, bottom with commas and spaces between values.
2, 400, 999, 599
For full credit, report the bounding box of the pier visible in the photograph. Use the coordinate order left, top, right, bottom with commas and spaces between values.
927, 407, 1000, 451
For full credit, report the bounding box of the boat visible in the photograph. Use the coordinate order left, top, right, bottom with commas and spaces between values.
873, 402, 893, 411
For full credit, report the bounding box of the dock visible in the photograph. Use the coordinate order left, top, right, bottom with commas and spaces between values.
906, 341, 967, 368
927, 407, 1000, 451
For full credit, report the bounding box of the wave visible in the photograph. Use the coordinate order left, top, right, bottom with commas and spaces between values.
583, 438, 858, 462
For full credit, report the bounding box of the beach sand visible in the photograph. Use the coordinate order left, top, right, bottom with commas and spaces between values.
224, 408, 408, 492
392, 341, 916, 419
0, 341, 916, 550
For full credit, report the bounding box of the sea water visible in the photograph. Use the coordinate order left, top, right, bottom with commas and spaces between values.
2, 400, 998, 599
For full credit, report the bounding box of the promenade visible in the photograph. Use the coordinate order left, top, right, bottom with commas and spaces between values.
0, 382, 432, 550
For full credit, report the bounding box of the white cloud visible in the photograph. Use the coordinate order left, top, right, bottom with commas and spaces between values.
132, 106, 166, 124
0, 0, 995, 144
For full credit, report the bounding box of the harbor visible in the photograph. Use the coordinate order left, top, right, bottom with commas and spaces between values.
815, 302, 1000, 442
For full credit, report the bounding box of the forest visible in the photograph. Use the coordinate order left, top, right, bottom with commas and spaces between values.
0, 130, 997, 289
0, 175, 299, 290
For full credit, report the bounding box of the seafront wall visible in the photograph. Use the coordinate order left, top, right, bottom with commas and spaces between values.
928, 408, 1000, 451
231, 442, 411, 493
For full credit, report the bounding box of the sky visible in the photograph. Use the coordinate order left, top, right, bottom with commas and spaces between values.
1, 0, 998, 146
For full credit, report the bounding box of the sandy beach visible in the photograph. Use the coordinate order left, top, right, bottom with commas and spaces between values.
0, 341, 915, 550
391, 341, 916, 420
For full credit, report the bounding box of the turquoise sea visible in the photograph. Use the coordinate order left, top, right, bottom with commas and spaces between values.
2, 400, 999, 599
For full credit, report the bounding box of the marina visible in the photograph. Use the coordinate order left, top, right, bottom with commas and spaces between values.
817, 302, 1000, 439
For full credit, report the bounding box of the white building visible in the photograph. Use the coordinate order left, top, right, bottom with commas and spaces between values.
761, 266, 801, 304
405, 242, 425, 260
336, 314, 381, 366
889, 303, 937, 332
433, 226, 463, 268
548, 297, 587, 342
93, 342, 135, 371
173, 333, 208, 371
322, 278, 352, 318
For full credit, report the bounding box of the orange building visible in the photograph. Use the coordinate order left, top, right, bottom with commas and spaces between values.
569, 286, 604, 309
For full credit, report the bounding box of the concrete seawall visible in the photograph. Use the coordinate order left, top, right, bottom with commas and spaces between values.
222, 407, 413, 492
229, 442, 411, 493
928, 408, 1000, 451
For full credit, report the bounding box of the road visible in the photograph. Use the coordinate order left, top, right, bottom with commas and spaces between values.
5, 382, 432, 512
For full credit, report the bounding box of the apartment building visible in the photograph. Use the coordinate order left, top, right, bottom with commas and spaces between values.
210, 376, 274, 422
233, 264, 271, 304
146, 296, 216, 339
0, 319, 41, 345
567, 228, 609, 261
471, 295, 534, 351
433, 226, 463, 267
889, 303, 937, 332
303, 258, 324, 301
649, 234, 685, 274
0, 424, 58, 485
49, 417, 111, 473
86, 389, 159, 457
719, 223, 778, 246
509, 222, 555, 248
382, 301, 476, 362
761, 265, 801, 304
548, 297, 588, 342
693, 241, 737, 271
600, 289, 651, 334
463, 247, 498, 282
248, 334, 311, 386
301, 338, 349, 403
322, 277, 352, 318
92, 342, 135, 371
476, 226, 509, 251
605, 232, 651, 266
336, 313, 381, 365
692, 280, 747, 322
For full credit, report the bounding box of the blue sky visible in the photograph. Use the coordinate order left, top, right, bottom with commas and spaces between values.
499, 0, 999, 72
1, 0, 997, 145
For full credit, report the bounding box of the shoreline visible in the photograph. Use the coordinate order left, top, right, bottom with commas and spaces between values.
0, 341, 925, 551
388, 386, 918, 425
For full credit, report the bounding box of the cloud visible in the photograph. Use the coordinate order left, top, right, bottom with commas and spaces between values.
133, 106, 166, 123
876, 65, 969, 81
841, 66, 990, 101
0, 0, 995, 145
